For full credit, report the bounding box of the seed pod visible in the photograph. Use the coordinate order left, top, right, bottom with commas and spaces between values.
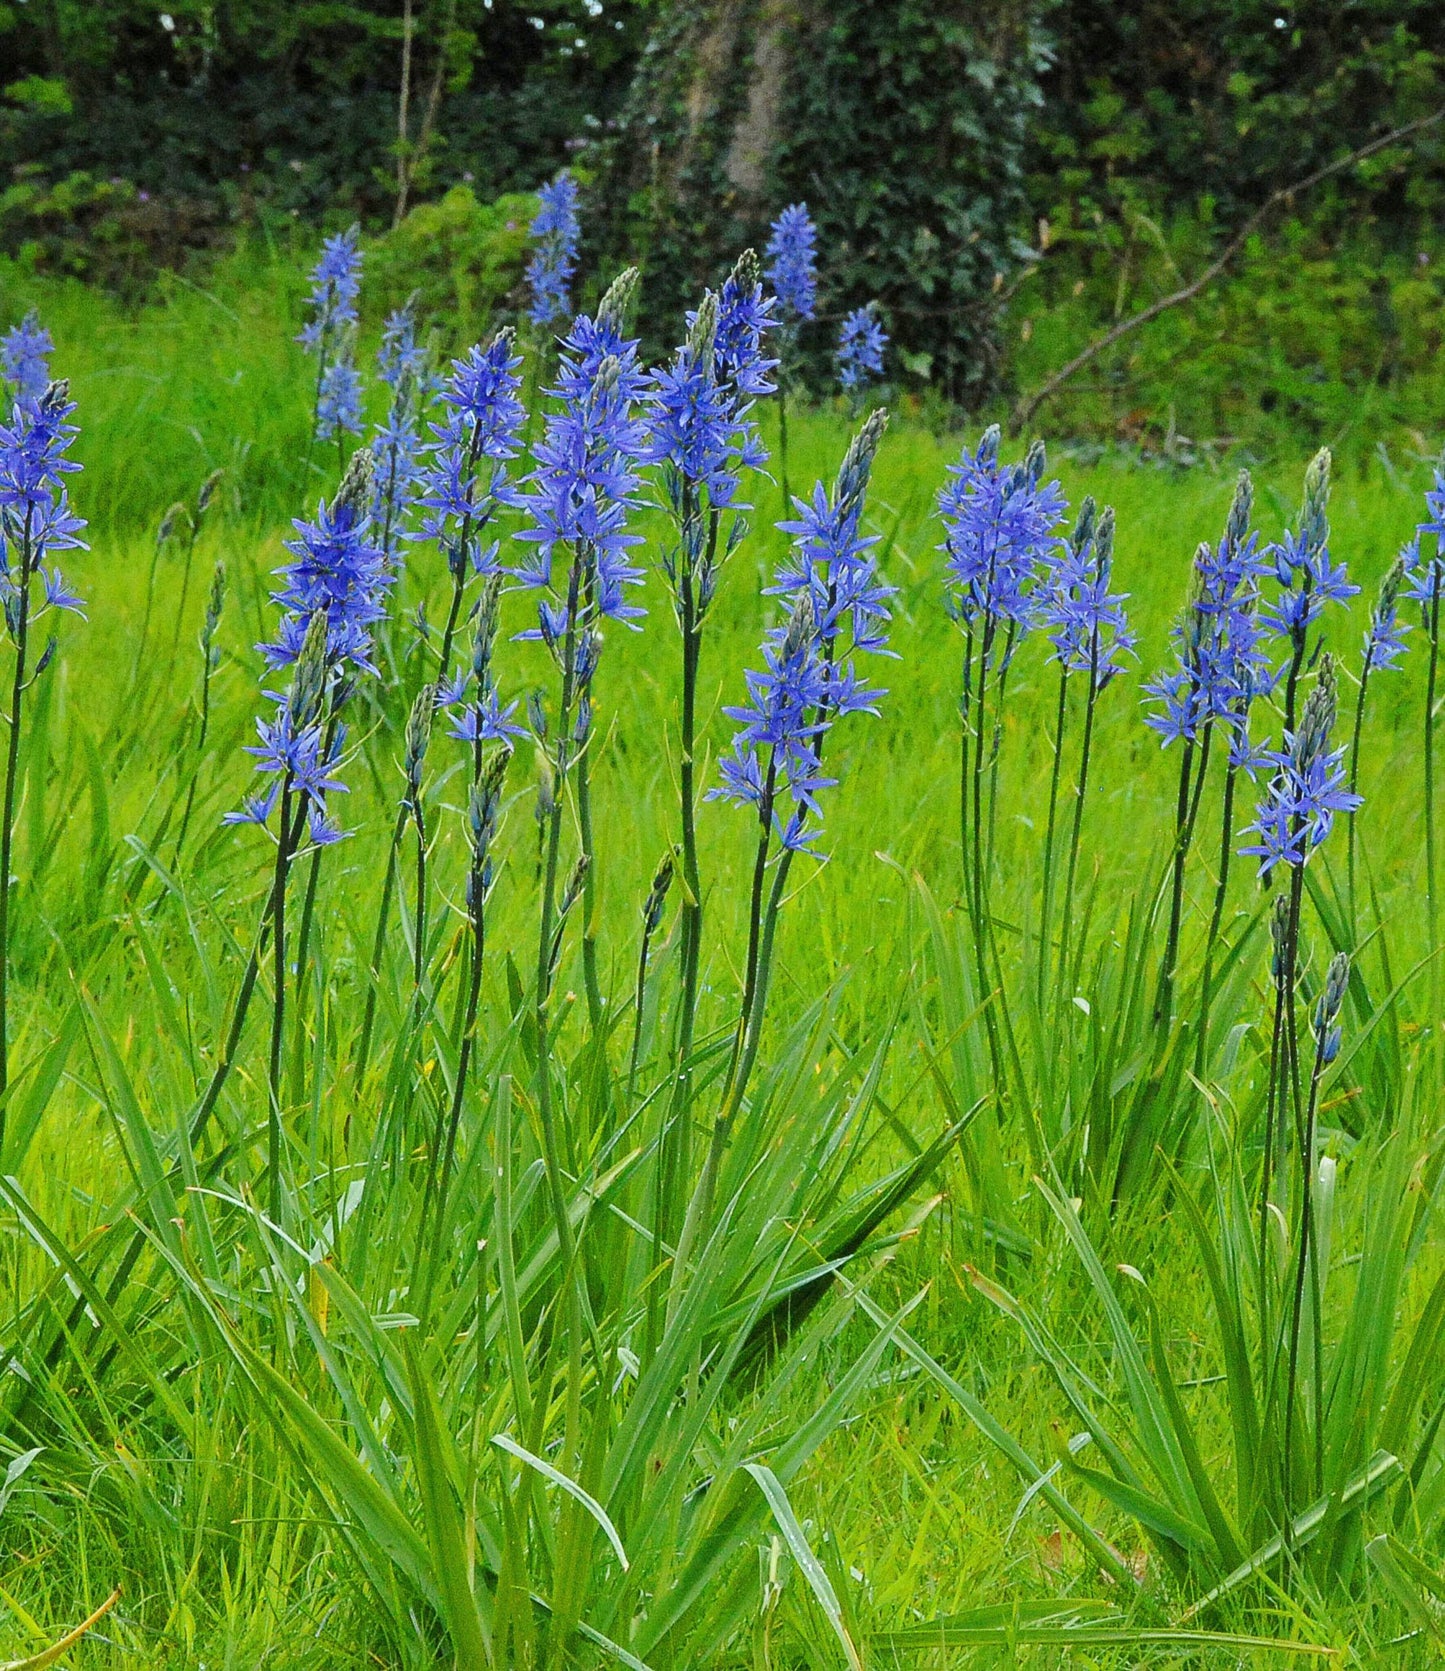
1269, 895, 1290, 983
201, 558, 226, 660
196, 467, 225, 518
643, 853, 674, 934
559, 852, 590, 919
157, 502, 189, 548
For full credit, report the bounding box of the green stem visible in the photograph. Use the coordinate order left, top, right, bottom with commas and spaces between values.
576, 734, 604, 1030
420, 860, 486, 1321
0, 505, 35, 1115
1346, 663, 1370, 917
777, 384, 791, 518
171, 643, 215, 865
355, 805, 408, 1083
172, 522, 200, 657
1425, 579, 1440, 1033
412, 795, 428, 991
1057, 646, 1100, 1003
267, 778, 297, 1222
1195, 759, 1238, 1080
1037, 665, 1069, 1012
1154, 733, 1198, 1027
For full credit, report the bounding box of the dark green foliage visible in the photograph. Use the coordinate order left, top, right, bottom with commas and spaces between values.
777, 2, 1047, 401
589, 0, 1050, 402
1031, 0, 1445, 231
0, 0, 648, 277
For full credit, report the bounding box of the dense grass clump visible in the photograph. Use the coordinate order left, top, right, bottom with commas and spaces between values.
0, 245, 1443, 1671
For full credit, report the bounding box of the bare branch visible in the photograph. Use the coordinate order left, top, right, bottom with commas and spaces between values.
1009, 106, 1445, 437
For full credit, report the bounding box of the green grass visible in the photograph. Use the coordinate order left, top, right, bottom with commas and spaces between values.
0, 248, 1443, 1669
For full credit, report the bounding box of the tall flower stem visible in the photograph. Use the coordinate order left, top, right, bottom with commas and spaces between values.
1037, 666, 1070, 1011
677, 775, 785, 1290
533, 561, 585, 1283
1346, 668, 1371, 915
171, 516, 202, 658
724, 759, 779, 1106
984, 627, 1018, 879
777, 383, 791, 518
966, 624, 1008, 1091
1285, 975, 1329, 1507
0, 507, 35, 1111
656, 505, 713, 1268
1195, 759, 1239, 1079
299, 333, 331, 497
628, 860, 672, 1106
1154, 735, 1198, 1027
172, 628, 218, 864
1273, 860, 1307, 1514
419, 891, 485, 1318
411, 793, 428, 990
266, 778, 297, 1221
286, 710, 344, 1103
1057, 638, 1101, 1004
356, 805, 407, 1082
575, 734, 604, 1030
1425, 573, 1441, 1031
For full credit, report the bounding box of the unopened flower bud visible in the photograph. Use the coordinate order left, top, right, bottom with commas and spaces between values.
289, 611, 330, 729
332, 446, 375, 520
597, 267, 640, 333
1224, 469, 1253, 555
1071, 496, 1097, 556
403, 683, 435, 795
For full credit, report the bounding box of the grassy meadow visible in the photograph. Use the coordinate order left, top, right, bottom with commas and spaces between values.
1, 247, 1444, 1669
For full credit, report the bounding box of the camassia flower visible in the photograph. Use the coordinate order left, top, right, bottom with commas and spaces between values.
232, 461, 389, 844
1260, 447, 1357, 649
226, 612, 348, 847
1034, 503, 1133, 688
261, 448, 392, 678
1362, 546, 1411, 676
1, 310, 53, 405
377, 298, 431, 393
513, 284, 650, 637
835, 305, 887, 395
527, 172, 581, 329
765, 203, 819, 323
1144, 471, 1274, 764
297, 225, 362, 354
0, 379, 88, 623
1240, 655, 1360, 875
316, 352, 364, 441
646, 280, 771, 521
938, 425, 1067, 634
415, 330, 527, 577
712, 249, 779, 401
771, 407, 894, 656
438, 576, 525, 749
713, 412, 891, 854
1407, 465, 1445, 611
